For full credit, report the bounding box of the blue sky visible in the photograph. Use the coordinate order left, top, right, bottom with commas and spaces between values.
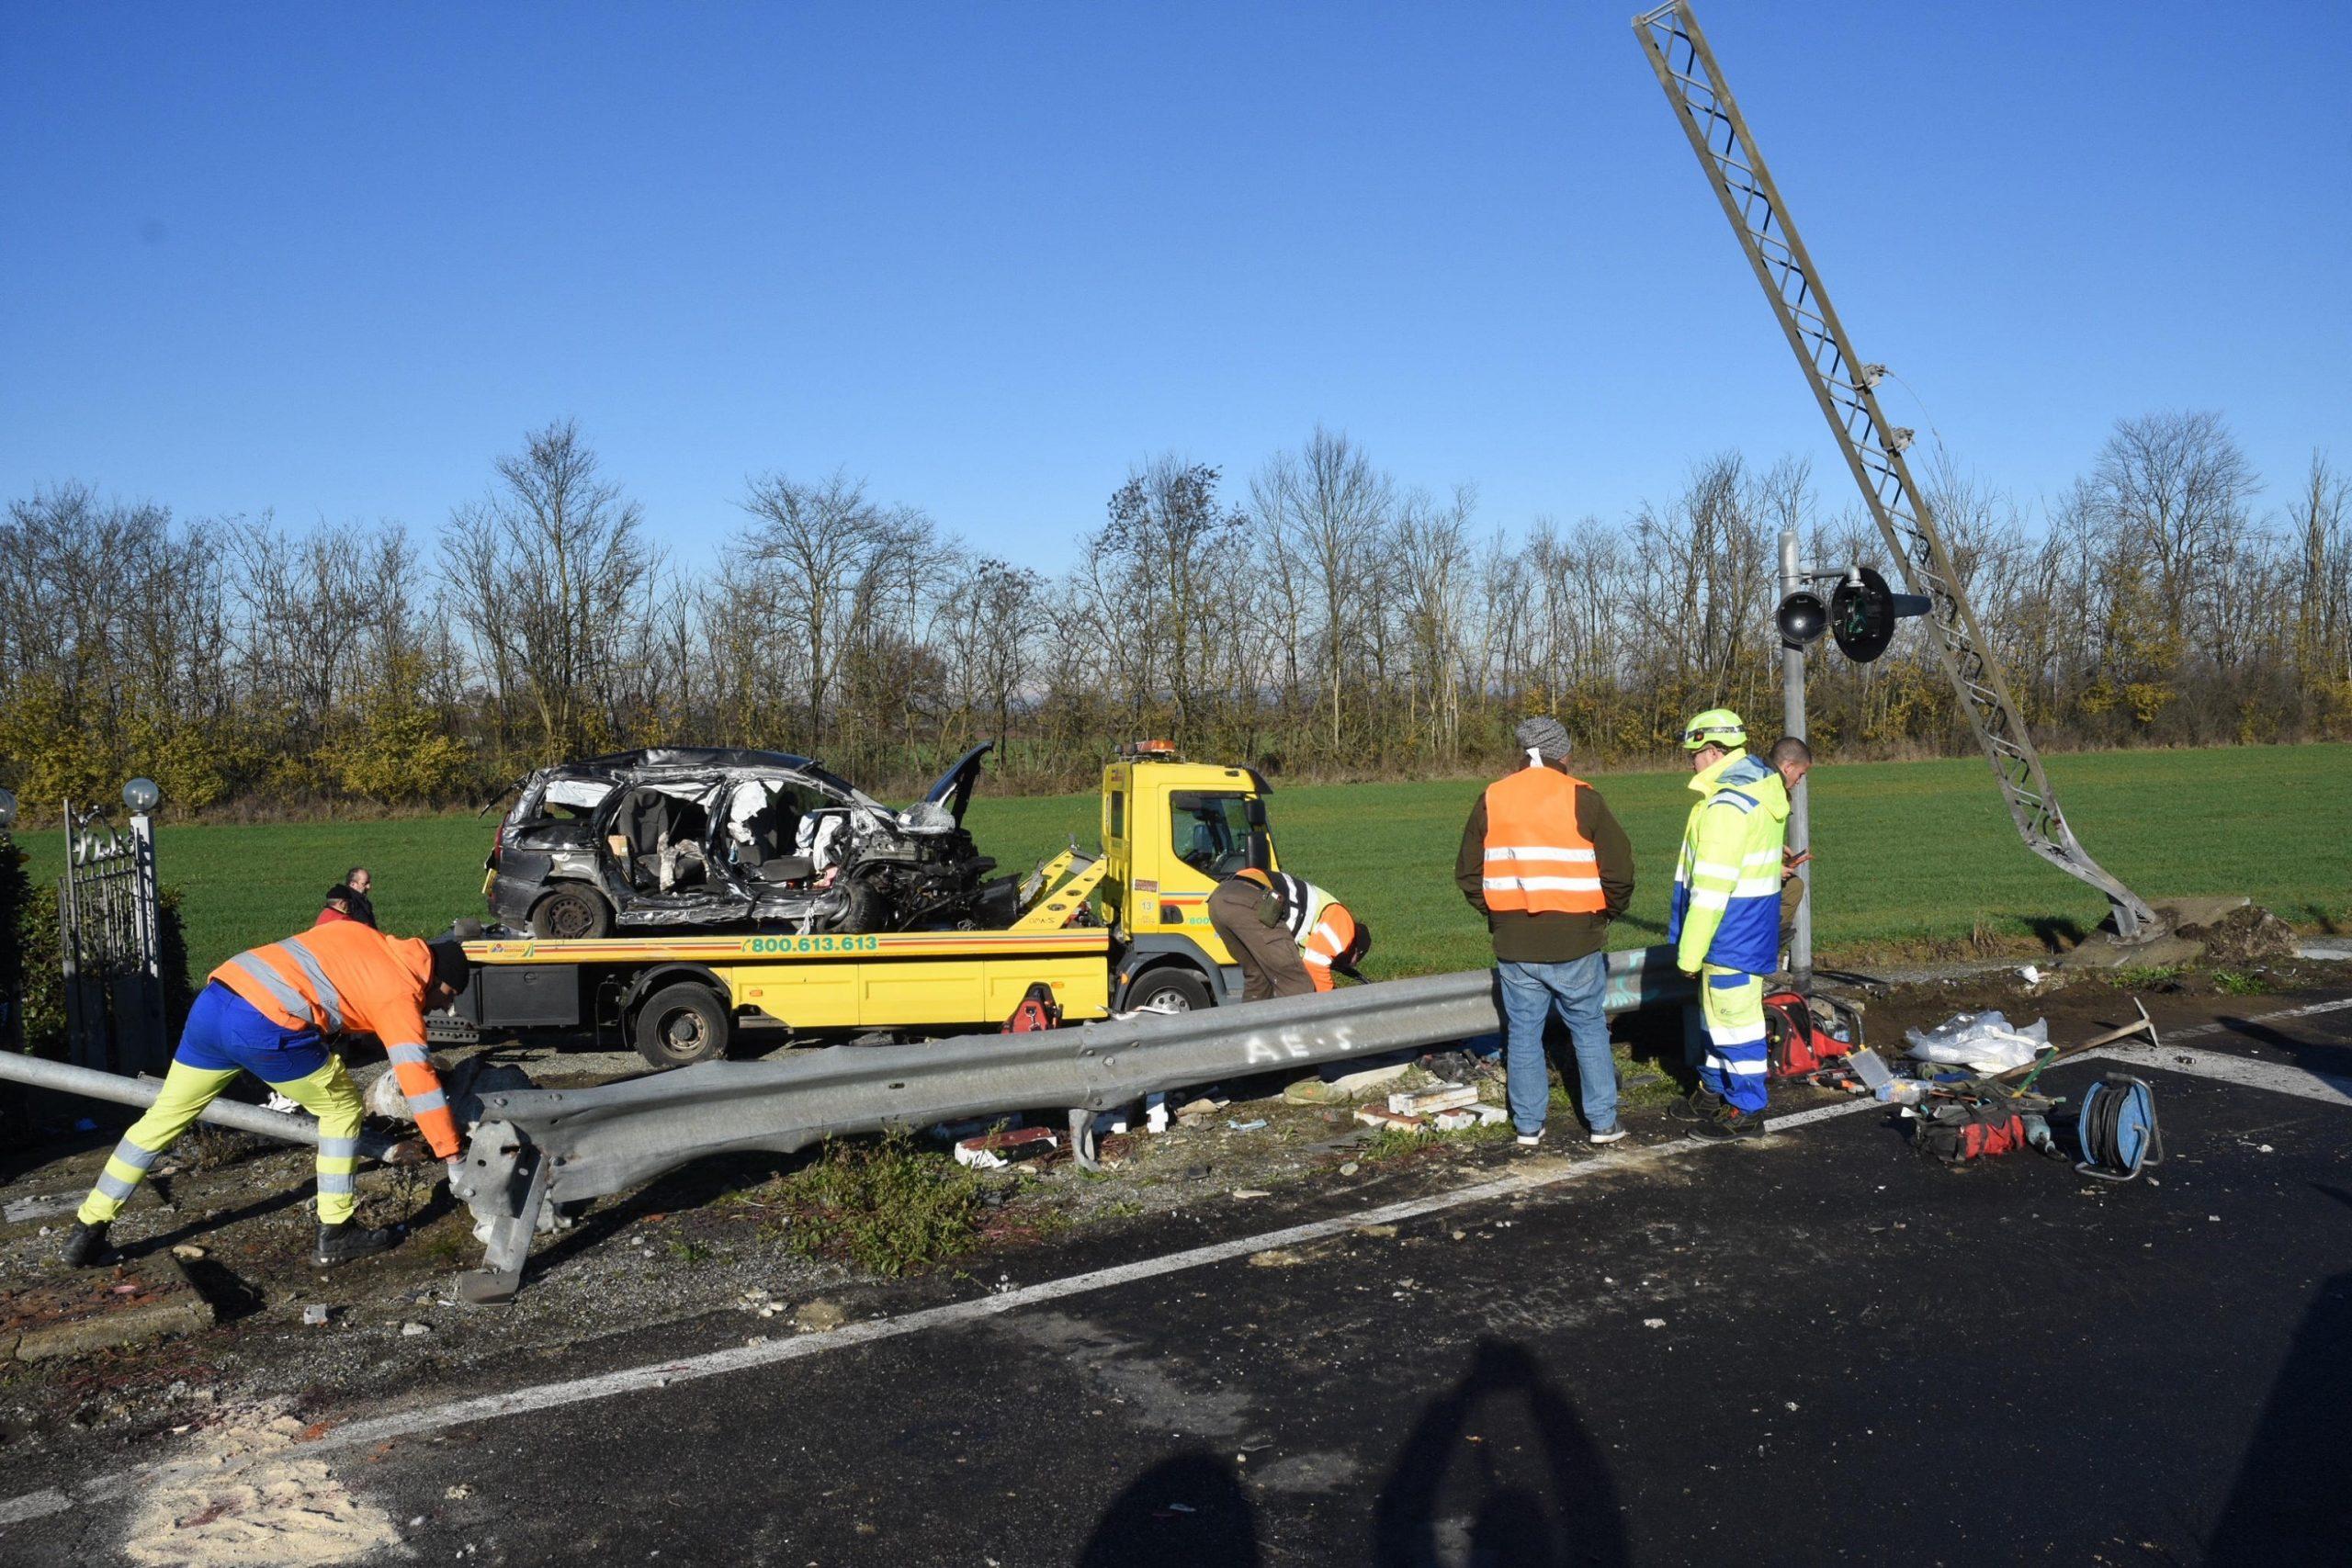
4, 2, 2346, 572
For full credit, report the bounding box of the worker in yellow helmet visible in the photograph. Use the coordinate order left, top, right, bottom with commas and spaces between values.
1666, 710, 1813, 1141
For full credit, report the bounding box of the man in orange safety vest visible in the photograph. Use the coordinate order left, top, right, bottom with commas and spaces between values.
1456, 716, 1636, 1149
61, 919, 474, 1269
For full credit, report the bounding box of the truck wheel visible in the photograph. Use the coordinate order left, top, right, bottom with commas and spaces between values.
530, 885, 613, 941
633, 982, 731, 1069
1128, 967, 1214, 1014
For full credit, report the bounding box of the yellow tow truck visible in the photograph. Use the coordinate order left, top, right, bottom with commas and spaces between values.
440, 743, 1284, 1068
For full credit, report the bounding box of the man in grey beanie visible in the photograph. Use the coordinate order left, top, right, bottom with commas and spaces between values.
1455, 716, 1636, 1146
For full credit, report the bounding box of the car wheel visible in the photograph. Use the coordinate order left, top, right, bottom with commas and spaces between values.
529, 885, 612, 941
632, 982, 731, 1069
1128, 967, 1214, 1014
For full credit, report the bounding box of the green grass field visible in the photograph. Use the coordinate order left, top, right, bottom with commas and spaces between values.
19, 744, 2349, 982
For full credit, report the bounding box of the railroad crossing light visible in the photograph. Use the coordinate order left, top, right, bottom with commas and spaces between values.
1775, 591, 1826, 649
1826, 567, 1933, 663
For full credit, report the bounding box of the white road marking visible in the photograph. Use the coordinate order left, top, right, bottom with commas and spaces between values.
2168, 995, 2352, 1041
2097, 1043, 2352, 1108
7, 992, 2350, 1532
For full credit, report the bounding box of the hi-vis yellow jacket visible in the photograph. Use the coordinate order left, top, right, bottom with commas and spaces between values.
1668, 750, 1789, 976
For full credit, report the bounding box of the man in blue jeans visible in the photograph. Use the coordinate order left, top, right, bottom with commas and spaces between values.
1455, 716, 1638, 1146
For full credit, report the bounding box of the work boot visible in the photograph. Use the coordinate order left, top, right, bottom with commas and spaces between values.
311, 1221, 399, 1268
58, 1220, 111, 1268
1691, 1105, 1765, 1142
1667, 1088, 1724, 1124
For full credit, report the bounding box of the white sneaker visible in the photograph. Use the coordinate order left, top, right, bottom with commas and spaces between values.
1589, 1126, 1628, 1145
1515, 1129, 1544, 1147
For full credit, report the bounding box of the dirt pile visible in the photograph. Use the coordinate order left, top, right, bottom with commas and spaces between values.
2178, 904, 2298, 967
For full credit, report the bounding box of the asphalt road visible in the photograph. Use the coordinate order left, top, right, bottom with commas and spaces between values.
8, 995, 2352, 1567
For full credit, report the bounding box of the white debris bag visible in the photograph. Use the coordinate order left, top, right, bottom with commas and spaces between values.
1902, 1010, 2048, 1072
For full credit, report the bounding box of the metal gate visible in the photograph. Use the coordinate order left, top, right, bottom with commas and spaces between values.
57, 788, 168, 1076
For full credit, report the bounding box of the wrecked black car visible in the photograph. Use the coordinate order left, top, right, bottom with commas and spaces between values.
484, 743, 1012, 939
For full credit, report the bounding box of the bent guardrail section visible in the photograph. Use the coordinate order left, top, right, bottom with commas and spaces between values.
451, 947, 1694, 1303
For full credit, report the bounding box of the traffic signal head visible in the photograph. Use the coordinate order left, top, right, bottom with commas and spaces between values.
1826, 567, 1931, 662
1775, 591, 1826, 649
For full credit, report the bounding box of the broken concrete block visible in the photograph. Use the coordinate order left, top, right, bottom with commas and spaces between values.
4, 1256, 214, 1361
1387, 1082, 1478, 1117
1354, 1107, 1430, 1134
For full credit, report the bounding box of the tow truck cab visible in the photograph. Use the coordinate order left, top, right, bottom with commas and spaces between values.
1099, 741, 1278, 1014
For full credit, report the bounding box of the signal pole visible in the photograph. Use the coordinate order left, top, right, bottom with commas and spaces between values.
1779, 528, 1812, 983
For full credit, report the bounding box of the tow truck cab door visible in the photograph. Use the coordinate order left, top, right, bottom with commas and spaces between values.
1105, 762, 1277, 965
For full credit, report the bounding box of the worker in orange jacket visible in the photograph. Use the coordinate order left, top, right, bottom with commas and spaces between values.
61, 920, 473, 1269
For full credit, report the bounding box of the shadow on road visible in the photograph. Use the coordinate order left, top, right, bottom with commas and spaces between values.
2206, 1184, 2352, 1564
1372, 1336, 1627, 1568
1076, 1449, 1261, 1568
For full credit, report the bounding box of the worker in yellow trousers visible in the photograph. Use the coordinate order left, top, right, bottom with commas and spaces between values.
62, 920, 473, 1269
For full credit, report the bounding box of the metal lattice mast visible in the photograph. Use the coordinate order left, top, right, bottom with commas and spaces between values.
1633, 0, 2156, 940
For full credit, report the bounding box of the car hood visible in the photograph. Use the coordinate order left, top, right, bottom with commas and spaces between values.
919, 742, 993, 826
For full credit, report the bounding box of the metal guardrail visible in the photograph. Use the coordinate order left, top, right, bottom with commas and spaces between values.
0, 1049, 401, 1158
449, 947, 1696, 1303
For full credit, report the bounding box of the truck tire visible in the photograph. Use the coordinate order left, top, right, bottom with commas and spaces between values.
529, 885, 613, 941
1127, 966, 1214, 1014
633, 981, 731, 1069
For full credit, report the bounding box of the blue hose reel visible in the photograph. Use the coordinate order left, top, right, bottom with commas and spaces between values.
2075, 1073, 2164, 1183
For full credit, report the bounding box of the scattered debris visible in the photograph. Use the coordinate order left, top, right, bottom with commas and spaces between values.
1226, 1119, 1268, 1133
1283, 1062, 1412, 1105
301, 1304, 332, 1327
1644, 1318, 1667, 1329
793, 1299, 849, 1334
1230, 1189, 1271, 1201
1432, 1104, 1508, 1132
1353, 1107, 1430, 1134
172, 1243, 208, 1261
400, 1321, 432, 1337
1387, 1082, 1480, 1117
954, 1127, 1062, 1169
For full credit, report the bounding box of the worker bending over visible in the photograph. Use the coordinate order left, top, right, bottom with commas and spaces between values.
60, 920, 472, 1269
1260, 870, 1371, 991
1457, 716, 1636, 1148
1668, 711, 1813, 1140
1205, 867, 1370, 999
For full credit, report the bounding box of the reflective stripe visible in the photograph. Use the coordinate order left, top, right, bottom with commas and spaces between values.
230, 953, 315, 1026
1484, 846, 1598, 863
1711, 794, 1756, 813
406, 1088, 448, 1115
1312, 920, 1343, 951
277, 939, 345, 1032
1301, 949, 1333, 967
109, 1137, 161, 1171
1735, 878, 1780, 897
1483, 876, 1603, 894
1742, 850, 1779, 865
1690, 889, 1730, 911
318, 1136, 360, 1161
386, 1042, 432, 1067
1690, 861, 1740, 882
96, 1169, 139, 1201
1717, 1057, 1771, 1076
315, 1171, 356, 1195
1710, 1022, 1770, 1045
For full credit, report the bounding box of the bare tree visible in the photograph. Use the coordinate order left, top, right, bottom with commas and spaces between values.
441, 420, 657, 763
